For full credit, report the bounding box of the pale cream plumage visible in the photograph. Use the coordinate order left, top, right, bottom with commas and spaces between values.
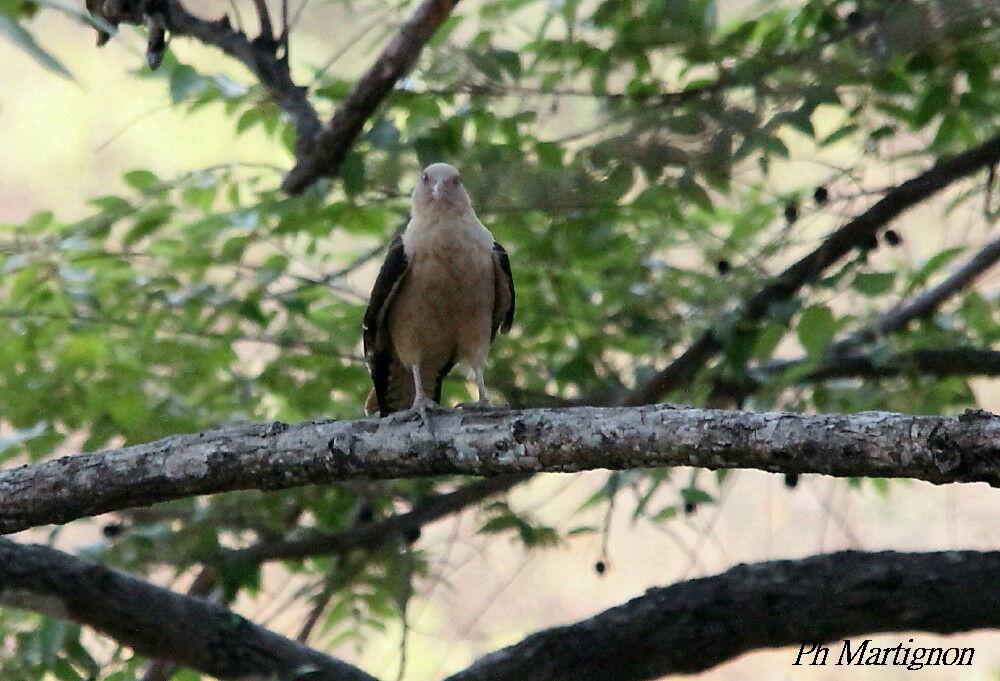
362, 163, 515, 417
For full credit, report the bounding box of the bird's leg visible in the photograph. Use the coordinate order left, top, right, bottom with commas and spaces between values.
459, 368, 502, 411
401, 364, 438, 434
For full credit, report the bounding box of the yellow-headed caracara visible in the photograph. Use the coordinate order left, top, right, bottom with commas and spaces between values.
363, 163, 515, 418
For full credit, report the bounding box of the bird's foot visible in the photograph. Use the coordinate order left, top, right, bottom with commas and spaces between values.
389, 396, 441, 436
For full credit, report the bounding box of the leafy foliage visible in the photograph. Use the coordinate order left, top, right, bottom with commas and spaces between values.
2, 0, 1000, 678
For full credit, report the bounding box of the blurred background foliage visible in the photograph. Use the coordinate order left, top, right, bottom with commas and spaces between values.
1, 0, 999, 679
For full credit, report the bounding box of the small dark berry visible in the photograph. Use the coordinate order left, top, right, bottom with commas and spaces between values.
716, 259, 731, 275
784, 202, 799, 224
594, 560, 606, 575
684, 501, 697, 515
784, 473, 800, 489
813, 186, 829, 205
357, 505, 374, 523
103, 523, 124, 538
403, 527, 421, 544
884, 229, 901, 246
846, 11, 865, 30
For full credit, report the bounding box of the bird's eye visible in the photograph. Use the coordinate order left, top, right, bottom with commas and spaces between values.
422, 172, 429, 183
451, 177, 460, 186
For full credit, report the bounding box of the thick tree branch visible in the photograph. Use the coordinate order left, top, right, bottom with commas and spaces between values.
445, 550, 1000, 681
3, 406, 999, 534
0, 538, 378, 681
624, 133, 1000, 406
280, 0, 461, 194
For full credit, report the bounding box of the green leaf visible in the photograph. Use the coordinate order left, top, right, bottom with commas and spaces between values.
680, 487, 713, 504
911, 83, 951, 128
52, 658, 83, 681
0, 14, 74, 80
123, 170, 161, 192
819, 124, 858, 147
852, 271, 895, 297
341, 152, 365, 196
910, 247, 965, 290
797, 304, 837, 356
169, 64, 207, 103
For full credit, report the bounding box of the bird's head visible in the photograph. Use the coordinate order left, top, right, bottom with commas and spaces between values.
411, 163, 473, 217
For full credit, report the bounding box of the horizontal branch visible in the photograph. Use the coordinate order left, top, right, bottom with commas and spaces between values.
227, 474, 527, 564
624, 133, 1000, 406
8, 541, 1000, 681
772, 347, 1000, 382
280, 0, 460, 193
2, 406, 999, 534
445, 550, 1000, 681
0, 538, 377, 681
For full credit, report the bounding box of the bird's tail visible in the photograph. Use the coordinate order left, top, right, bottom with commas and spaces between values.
364, 389, 380, 416
367, 357, 420, 416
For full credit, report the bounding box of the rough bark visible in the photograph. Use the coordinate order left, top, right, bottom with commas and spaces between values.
6, 541, 1000, 681
280, 0, 461, 194
624, 133, 1000, 406
0, 538, 377, 681
445, 550, 1000, 681
2, 406, 999, 534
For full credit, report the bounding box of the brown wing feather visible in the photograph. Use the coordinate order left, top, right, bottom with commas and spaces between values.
362, 236, 409, 415
491, 241, 515, 339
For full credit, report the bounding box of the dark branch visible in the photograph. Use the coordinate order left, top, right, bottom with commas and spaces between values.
3, 406, 999, 534
146, 2, 320, 146
226, 474, 527, 564
740, 234, 1000, 393
280, 0, 461, 194
250, 0, 274, 43
624, 133, 1000, 406
445, 550, 1000, 681
868, 233, 1000, 341
706, 347, 1000, 404
761, 347, 1000, 384
0, 538, 378, 681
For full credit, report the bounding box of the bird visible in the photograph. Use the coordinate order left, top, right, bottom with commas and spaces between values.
362, 163, 515, 420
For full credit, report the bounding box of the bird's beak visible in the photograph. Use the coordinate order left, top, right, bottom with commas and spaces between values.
431, 180, 443, 200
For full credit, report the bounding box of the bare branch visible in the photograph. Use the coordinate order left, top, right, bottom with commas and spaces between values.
281, 0, 461, 194
624, 133, 1000, 406
871, 233, 1000, 340
445, 550, 1000, 681
759, 347, 1000, 384
226, 474, 528, 564
744, 234, 1000, 389
154, 1, 321, 146
251, 0, 274, 42
0, 538, 379, 681
2, 406, 999, 534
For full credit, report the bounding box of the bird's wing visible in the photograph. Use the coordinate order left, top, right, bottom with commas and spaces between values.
363, 235, 410, 414
491, 241, 515, 339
